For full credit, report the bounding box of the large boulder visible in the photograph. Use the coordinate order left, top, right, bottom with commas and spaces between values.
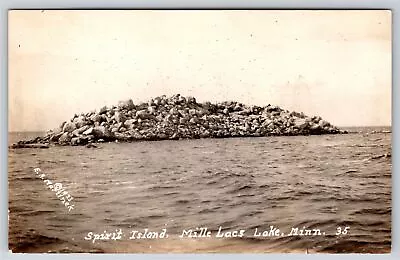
73, 115, 87, 128
310, 123, 321, 131
238, 108, 251, 116
71, 137, 89, 146
72, 125, 90, 136
77, 125, 90, 134
83, 127, 94, 135
50, 132, 63, 142
46, 126, 62, 138
148, 106, 156, 115
179, 118, 188, 124
312, 116, 322, 123
136, 109, 152, 119
59, 121, 67, 130
294, 118, 309, 129
124, 119, 136, 128
71, 137, 80, 146
189, 117, 199, 124
153, 96, 161, 106
187, 96, 196, 104
62, 122, 77, 133
178, 95, 186, 104
118, 99, 135, 110
188, 109, 197, 116
99, 106, 108, 115
114, 112, 126, 123
112, 132, 126, 141
169, 107, 179, 116
90, 113, 102, 123
101, 114, 110, 123
92, 126, 112, 139
71, 129, 80, 137
58, 133, 72, 144
318, 120, 330, 128
169, 94, 181, 105
156, 133, 168, 140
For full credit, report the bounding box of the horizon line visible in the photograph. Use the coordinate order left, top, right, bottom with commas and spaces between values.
7, 125, 392, 133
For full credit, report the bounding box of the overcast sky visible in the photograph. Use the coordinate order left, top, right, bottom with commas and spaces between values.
9, 10, 391, 132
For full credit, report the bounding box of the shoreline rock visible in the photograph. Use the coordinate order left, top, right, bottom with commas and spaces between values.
10, 94, 348, 148
9, 143, 49, 149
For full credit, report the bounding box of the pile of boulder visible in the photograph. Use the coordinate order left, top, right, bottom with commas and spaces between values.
11, 94, 347, 148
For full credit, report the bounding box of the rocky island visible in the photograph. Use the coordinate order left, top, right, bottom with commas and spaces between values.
10, 94, 347, 148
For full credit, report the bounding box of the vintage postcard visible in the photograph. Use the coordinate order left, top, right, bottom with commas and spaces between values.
8, 10, 391, 253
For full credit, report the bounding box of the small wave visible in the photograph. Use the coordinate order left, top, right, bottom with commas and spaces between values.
147, 214, 166, 219
37, 159, 59, 164
206, 180, 218, 185
345, 169, 359, 173
175, 199, 190, 204
366, 153, 391, 161
225, 184, 254, 194
13, 176, 37, 181
19, 210, 56, 216
163, 191, 180, 196
295, 190, 314, 196
351, 207, 391, 215
237, 185, 253, 192
368, 130, 391, 134
9, 233, 63, 253
148, 185, 178, 191
198, 207, 223, 214
236, 194, 255, 198
320, 239, 390, 253
49, 248, 105, 253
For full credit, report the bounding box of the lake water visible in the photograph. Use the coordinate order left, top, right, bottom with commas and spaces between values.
8, 127, 392, 253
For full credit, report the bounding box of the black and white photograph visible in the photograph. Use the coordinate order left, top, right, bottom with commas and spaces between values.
8, 10, 392, 253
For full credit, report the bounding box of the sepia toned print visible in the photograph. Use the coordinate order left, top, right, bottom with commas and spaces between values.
8, 10, 391, 253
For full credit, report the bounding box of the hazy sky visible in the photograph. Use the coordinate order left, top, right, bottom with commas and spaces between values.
9, 10, 391, 131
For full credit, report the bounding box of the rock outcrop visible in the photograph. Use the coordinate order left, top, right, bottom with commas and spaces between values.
11, 94, 347, 148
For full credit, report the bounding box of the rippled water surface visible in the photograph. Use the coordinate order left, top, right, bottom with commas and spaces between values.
8, 127, 391, 253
